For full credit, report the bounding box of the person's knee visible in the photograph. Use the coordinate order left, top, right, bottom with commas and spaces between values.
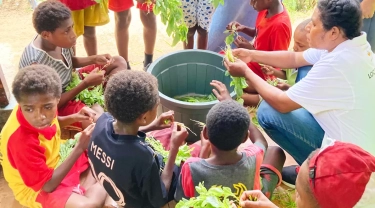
267, 146, 286, 162
140, 10, 157, 28
197, 26, 208, 36
115, 11, 132, 28
257, 101, 275, 128
111, 56, 127, 69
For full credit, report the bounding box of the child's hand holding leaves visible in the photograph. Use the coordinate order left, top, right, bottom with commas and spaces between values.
234, 36, 254, 50
83, 68, 105, 87
227, 21, 245, 32
151, 110, 175, 130
93, 54, 113, 66
76, 123, 95, 152
75, 107, 96, 123
170, 123, 188, 149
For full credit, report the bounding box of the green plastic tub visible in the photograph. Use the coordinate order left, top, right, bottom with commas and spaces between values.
147, 49, 235, 142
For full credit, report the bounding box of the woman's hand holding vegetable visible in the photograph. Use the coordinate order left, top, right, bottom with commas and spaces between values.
261, 65, 275, 76
275, 82, 291, 91
210, 80, 232, 101
224, 58, 251, 78
83, 68, 105, 87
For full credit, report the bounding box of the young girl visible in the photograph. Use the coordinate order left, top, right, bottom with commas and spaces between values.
181, 0, 214, 49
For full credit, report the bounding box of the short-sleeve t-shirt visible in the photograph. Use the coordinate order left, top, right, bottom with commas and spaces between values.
87, 113, 169, 208
247, 7, 292, 80
174, 143, 265, 201
19, 37, 74, 90
0, 106, 61, 207
286, 33, 375, 155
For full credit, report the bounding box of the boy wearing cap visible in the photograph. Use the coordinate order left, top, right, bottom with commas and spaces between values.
235, 141, 375, 208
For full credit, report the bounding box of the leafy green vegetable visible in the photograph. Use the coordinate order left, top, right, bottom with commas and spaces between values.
174, 94, 217, 103
65, 72, 105, 107
164, 119, 171, 125
153, 0, 189, 46
57, 132, 80, 166
223, 26, 248, 105
145, 136, 193, 167
176, 182, 238, 208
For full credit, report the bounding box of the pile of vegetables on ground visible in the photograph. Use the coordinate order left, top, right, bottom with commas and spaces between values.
176, 182, 257, 208
66, 72, 105, 108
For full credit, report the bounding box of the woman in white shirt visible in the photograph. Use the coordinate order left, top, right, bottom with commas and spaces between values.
224, 0, 375, 186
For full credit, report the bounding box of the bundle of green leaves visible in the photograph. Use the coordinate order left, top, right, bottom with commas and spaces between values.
145, 136, 193, 167
174, 94, 216, 103
176, 182, 238, 208
223, 25, 248, 105
153, 0, 189, 46
65, 72, 105, 108
57, 132, 81, 166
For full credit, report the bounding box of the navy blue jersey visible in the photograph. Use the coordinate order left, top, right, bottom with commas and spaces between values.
88, 113, 168, 208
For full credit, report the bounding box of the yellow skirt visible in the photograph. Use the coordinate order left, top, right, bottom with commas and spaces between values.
71, 0, 110, 37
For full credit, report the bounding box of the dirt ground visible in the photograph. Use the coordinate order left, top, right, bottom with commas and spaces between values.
0, 0, 299, 207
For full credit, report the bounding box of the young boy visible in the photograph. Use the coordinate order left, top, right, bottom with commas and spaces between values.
19, 0, 127, 131
242, 19, 311, 107
228, 0, 292, 81
88, 70, 189, 207
0, 65, 108, 208
109, 0, 157, 70
174, 100, 286, 201
181, 0, 214, 49
236, 141, 375, 208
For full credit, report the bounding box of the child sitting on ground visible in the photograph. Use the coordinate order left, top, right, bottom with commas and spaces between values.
87, 70, 189, 207
242, 19, 311, 107
227, 0, 292, 81
174, 100, 286, 201
0, 65, 109, 208
236, 141, 375, 208
19, 0, 127, 131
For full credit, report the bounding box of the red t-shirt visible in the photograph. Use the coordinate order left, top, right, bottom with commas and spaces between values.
248, 7, 292, 80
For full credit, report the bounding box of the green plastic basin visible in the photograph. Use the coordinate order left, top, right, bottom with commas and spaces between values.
147, 50, 235, 142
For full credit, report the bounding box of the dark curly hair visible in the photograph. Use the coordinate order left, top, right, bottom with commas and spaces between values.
33, 0, 71, 34
206, 100, 250, 151
105, 70, 159, 124
12, 65, 62, 102
317, 0, 362, 40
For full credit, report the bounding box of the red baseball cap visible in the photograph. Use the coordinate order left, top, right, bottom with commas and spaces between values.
308, 141, 375, 208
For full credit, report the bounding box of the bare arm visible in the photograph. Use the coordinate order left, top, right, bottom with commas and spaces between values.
248, 122, 268, 149
58, 82, 87, 108
234, 49, 310, 69
160, 146, 178, 192
241, 27, 257, 37
42, 124, 94, 192
243, 69, 301, 113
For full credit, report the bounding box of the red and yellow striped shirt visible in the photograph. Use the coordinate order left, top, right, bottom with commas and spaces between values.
0, 106, 61, 208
